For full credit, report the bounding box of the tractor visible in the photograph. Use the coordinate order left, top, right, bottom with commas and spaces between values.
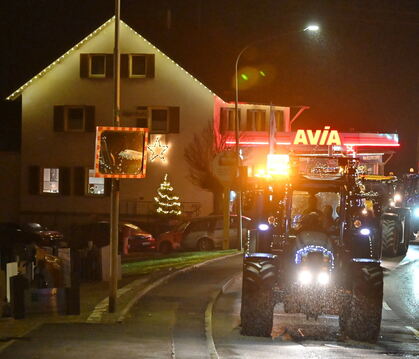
241, 155, 384, 342
361, 175, 411, 257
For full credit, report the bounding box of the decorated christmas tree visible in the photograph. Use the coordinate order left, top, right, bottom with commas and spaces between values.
154, 174, 182, 217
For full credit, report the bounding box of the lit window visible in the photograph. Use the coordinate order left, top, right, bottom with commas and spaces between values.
130, 55, 147, 77
151, 109, 169, 133
66, 107, 85, 131
87, 169, 105, 195
89, 55, 106, 77
43, 168, 59, 193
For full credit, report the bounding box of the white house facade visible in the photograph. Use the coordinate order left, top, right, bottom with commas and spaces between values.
7, 18, 290, 230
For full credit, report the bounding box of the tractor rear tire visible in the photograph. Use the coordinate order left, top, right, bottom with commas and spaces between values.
241, 258, 276, 337
339, 263, 383, 342
382, 218, 401, 257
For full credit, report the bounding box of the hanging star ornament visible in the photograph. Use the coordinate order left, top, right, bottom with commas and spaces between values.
147, 136, 169, 162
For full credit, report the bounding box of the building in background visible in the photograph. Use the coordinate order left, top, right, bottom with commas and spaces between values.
5, 18, 290, 230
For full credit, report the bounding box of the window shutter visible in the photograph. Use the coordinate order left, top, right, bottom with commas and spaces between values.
53, 106, 65, 132
146, 54, 155, 78
104, 178, 111, 196
105, 54, 114, 78
85, 106, 95, 132
74, 167, 86, 196
28, 166, 40, 195
121, 54, 129, 78
168, 107, 180, 133
80, 54, 89, 78
59, 167, 71, 196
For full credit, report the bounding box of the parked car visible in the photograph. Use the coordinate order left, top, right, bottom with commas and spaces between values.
0, 222, 65, 249
70, 221, 156, 254
157, 215, 252, 253
22, 222, 67, 247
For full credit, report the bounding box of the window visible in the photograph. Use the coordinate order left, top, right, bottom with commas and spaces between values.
246, 110, 266, 131
66, 107, 85, 131
43, 168, 59, 194
129, 55, 147, 77
151, 109, 169, 132
220, 108, 240, 132
89, 55, 106, 77
53, 105, 95, 132
121, 54, 155, 78
122, 106, 179, 133
87, 169, 105, 195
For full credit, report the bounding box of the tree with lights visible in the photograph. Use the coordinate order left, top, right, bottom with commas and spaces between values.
154, 174, 182, 217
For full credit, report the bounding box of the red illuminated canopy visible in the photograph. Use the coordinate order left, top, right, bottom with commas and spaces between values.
224, 131, 399, 148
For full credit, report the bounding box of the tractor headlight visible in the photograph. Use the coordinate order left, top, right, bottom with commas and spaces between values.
258, 223, 269, 231
298, 270, 312, 285
317, 272, 330, 285
414, 207, 419, 218
360, 228, 371, 236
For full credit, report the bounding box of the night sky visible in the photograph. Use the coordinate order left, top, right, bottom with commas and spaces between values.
1, 0, 418, 173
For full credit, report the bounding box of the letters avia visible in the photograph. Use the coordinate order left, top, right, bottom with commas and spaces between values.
293, 126, 342, 146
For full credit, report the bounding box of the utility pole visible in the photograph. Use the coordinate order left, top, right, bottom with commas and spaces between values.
109, 0, 120, 313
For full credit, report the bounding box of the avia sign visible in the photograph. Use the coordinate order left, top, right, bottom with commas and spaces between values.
293, 126, 341, 146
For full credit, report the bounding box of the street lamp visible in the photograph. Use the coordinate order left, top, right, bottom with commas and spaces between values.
233, 24, 320, 250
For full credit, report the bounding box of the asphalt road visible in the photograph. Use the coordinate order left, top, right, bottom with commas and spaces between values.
0, 246, 418, 358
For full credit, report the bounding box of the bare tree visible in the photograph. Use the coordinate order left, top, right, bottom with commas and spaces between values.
184, 122, 226, 213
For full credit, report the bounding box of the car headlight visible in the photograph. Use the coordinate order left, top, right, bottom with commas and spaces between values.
414, 207, 419, 218
360, 228, 371, 236
298, 270, 312, 285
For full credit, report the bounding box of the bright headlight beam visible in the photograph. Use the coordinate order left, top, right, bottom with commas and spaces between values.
258, 223, 269, 231
298, 270, 312, 285
360, 228, 371, 236
414, 207, 419, 218
317, 272, 330, 285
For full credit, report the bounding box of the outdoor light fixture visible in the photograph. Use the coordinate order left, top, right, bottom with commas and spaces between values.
360, 228, 371, 236
258, 223, 270, 231
304, 24, 320, 32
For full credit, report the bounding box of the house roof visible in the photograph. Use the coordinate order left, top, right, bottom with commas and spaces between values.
6, 17, 220, 101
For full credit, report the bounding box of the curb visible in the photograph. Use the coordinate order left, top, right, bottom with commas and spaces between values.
116, 252, 242, 323
204, 272, 242, 359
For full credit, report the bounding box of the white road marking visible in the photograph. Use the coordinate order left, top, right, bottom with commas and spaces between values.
405, 326, 419, 339
383, 301, 391, 311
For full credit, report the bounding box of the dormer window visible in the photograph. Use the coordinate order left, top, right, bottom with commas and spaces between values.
89, 55, 106, 78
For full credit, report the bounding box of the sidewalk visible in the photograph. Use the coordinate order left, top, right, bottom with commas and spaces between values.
0, 251, 240, 352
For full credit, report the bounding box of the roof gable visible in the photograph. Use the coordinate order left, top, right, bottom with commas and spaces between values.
6, 17, 220, 101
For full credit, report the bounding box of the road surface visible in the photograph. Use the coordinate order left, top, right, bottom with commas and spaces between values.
0, 246, 418, 358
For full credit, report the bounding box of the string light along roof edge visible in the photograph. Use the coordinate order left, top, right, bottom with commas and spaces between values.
6, 17, 223, 102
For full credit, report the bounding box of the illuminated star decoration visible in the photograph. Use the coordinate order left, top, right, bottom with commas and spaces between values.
147, 136, 169, 162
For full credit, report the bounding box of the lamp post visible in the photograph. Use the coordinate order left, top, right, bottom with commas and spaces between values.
233, 25, 319, 250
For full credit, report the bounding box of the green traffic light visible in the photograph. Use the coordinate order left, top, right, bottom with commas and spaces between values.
241, 73, 249, 81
